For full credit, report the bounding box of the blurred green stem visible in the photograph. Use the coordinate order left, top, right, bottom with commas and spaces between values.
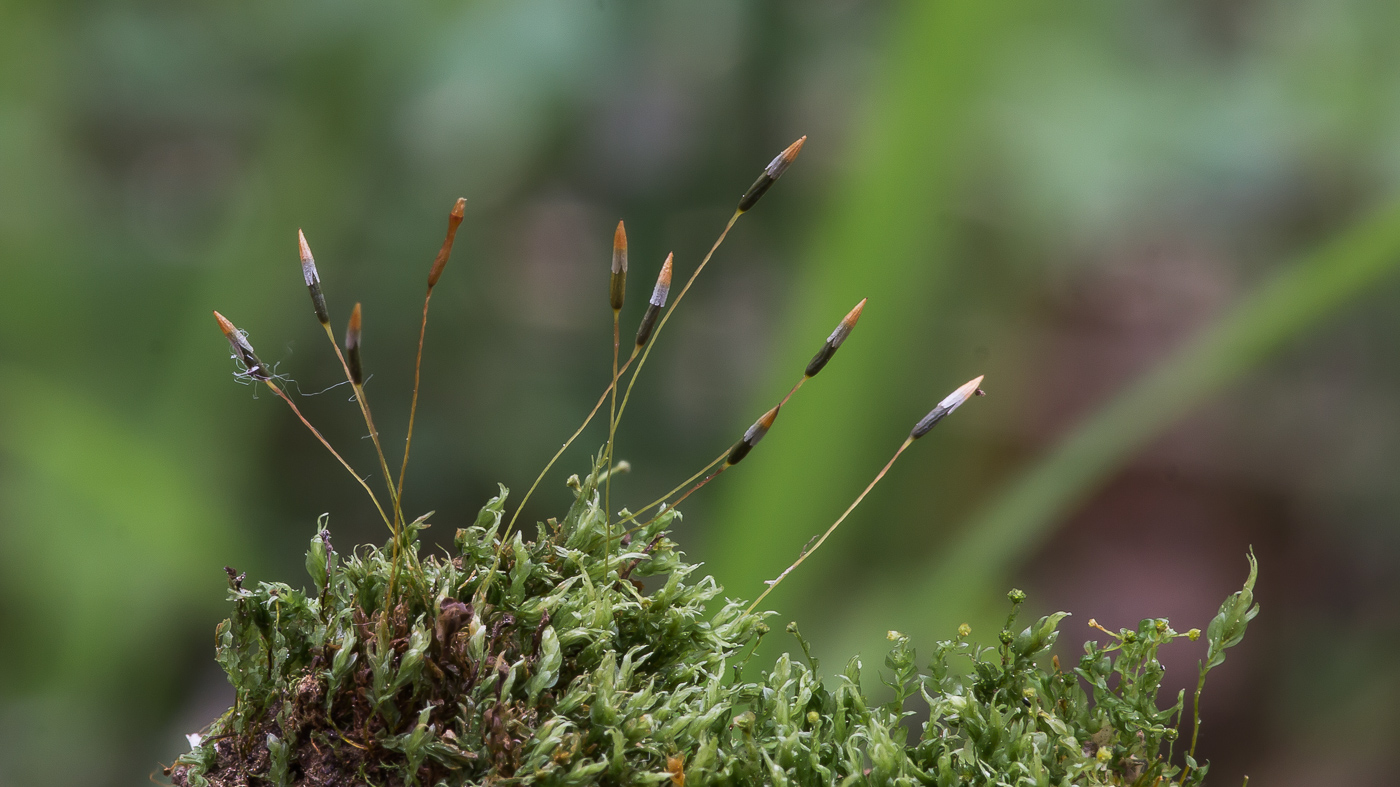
833, 197, 1400, 651
710, 0, 1022, 615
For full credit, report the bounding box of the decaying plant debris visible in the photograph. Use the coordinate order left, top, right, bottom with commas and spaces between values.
170, 136, 1257, 785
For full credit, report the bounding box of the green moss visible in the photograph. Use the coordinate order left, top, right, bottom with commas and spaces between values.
169, 451, 1256, 787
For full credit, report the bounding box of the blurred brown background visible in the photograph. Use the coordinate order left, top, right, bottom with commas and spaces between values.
2, 1, 1399, 784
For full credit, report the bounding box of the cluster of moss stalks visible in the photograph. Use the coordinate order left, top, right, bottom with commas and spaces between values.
168, 453, 1257, 787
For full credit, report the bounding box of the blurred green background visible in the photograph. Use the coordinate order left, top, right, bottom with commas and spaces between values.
3, 0, 1400, 784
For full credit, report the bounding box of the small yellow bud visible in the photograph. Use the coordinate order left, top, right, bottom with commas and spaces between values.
887, 630, 903, 641
1096, 746, 1112, 764
957, 623, 971, 637
1187, 628, 1201, 641
806, 710, 820, 725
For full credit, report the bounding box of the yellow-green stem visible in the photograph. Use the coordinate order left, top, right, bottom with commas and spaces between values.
604, 311, 621, 576
321, 323, 403, 532
265, 381, 392, 532
396, 288, 434, 510
746, 436, 914, 614
613, 210, 740, 431
617, 447, 730, 535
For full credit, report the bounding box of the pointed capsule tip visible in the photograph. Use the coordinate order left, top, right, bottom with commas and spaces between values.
611, 220, 628, 282
213, 310, 269, 379
805, 299, 866, 378
297, 229, 312, 263
348, 302, 362, 335
782, 135, 807, 164
213, 310, 236, 338
429, 201, 467, 288
758, 404, 780, 431
645, 253, 673, 308
941, 375, 984, 410
843, 298, 867, 329
742, 136, 809, 211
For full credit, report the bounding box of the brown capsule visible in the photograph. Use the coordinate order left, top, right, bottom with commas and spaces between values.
635, 253, 674, 347
610, 220, 628, 312
427, 198, 467, 289
804, 297, 867, 378
737, 136, 806, 213
345, 303, 364, 386
910, 375, 984, 439
297, 230, 331, 326
726, 405, 781, 466
213, 310, 270, 381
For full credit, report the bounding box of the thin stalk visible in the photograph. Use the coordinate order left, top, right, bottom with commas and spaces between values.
617, 447, 731, 534
265, 380, 393, 532
1186, 668, 1208, 781
620, 352, 836, 537
484, 139, 802, 604
398, 198, 466, 508
338, 305, 406, 606
605, 219, 628, 577
613, 136, 806, 431
618, 297, 865, 538
475, 347, 642, 609
613, 211, 739, 430
604, 310, 621, 575
321, 322, 402, 532
214, 310, 393, 533
504, 347, 639, 538
658, 463, 727, 512
745, 375, 983, 614
778, 376, 807, 408
640, 403, 781, 528
396, 288, 433, 506
747, 436, 914, 614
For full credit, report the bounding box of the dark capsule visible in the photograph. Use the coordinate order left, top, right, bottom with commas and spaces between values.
909, 376, 984, 439
610, 220, 628, 312
726, 405, 781, 466
427, 198, 467, 289
297, 230, 330, 326
635, 253, 673, 347
213, 311, 271, 381
346, 303, 364, 386
737, 136, 806, 213
804, 297, 867, 378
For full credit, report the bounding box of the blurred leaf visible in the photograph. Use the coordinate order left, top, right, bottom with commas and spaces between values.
0, 364, 240, 687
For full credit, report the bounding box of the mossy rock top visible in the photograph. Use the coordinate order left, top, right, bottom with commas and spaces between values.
169, 455, 1256, 787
